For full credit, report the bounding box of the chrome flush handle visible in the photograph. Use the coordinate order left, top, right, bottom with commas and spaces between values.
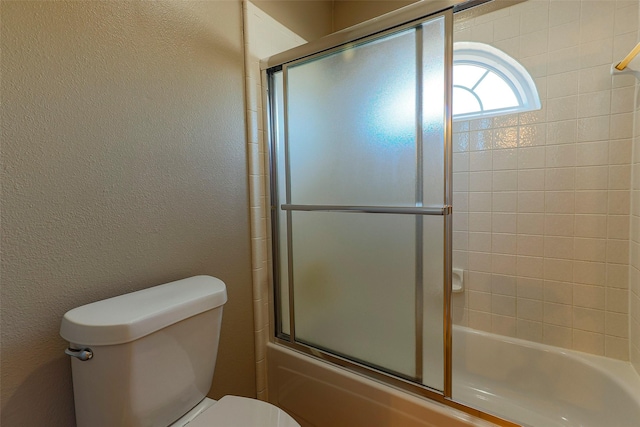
65, 347, 93, 361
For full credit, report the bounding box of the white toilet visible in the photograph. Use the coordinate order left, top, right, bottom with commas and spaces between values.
60, 275, 300, 427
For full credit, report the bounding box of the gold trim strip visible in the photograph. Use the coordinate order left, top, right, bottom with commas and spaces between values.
615, 42, 640, 71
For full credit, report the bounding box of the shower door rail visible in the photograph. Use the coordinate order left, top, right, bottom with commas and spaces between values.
281, 205, 452, 215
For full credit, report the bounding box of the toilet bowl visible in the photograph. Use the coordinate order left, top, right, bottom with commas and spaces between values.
171, 396, 299, 427
60, 276, 300, 427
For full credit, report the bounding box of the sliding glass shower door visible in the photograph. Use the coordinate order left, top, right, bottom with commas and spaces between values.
269, 10, 452, 393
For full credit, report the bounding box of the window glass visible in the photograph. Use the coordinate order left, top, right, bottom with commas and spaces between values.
453, 42, 540, 120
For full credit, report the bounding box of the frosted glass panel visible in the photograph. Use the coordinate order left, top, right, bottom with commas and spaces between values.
287, 29, 417, 206
422, 215, 445, 391
292, 212, 416, 378
269, 9, 451, 393
422, 16, 447, 208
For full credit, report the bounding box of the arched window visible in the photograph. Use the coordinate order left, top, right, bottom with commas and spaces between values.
453, 42, 541, 120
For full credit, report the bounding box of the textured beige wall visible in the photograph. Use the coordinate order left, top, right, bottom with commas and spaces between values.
251, 0, 415, 39
1, 1, 255, 426
251, 0, 333, 41
332, 0, 418, 31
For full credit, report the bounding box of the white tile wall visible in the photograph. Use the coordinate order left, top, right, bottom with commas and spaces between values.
453, 0, 638, 359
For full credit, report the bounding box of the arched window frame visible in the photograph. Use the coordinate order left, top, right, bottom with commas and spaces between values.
453, 42, 541, 121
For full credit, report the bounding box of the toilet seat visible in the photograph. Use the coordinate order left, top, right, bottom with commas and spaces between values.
186, 396, 300, 427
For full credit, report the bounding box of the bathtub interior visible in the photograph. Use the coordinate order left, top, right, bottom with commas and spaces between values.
452, 326, 640, 427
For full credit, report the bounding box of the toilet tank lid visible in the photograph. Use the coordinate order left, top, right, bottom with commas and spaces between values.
60, 276, 227, 346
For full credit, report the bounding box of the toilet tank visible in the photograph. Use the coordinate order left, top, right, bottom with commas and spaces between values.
60, 276, 227, 427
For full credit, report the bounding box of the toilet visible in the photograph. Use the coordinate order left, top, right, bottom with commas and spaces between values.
60, 275, 300, 427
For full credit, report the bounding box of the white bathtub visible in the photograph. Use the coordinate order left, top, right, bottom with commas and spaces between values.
267, 326, 640, 427
453, 326, 640, 427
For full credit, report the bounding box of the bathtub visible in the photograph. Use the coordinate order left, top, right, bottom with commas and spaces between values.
267, 326, 640, 427
452, 326, 640, 427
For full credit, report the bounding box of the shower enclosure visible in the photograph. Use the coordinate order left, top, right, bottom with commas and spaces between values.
268, 5, 453, 396
259, 0, 640, 425
263, 0, 482, 418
